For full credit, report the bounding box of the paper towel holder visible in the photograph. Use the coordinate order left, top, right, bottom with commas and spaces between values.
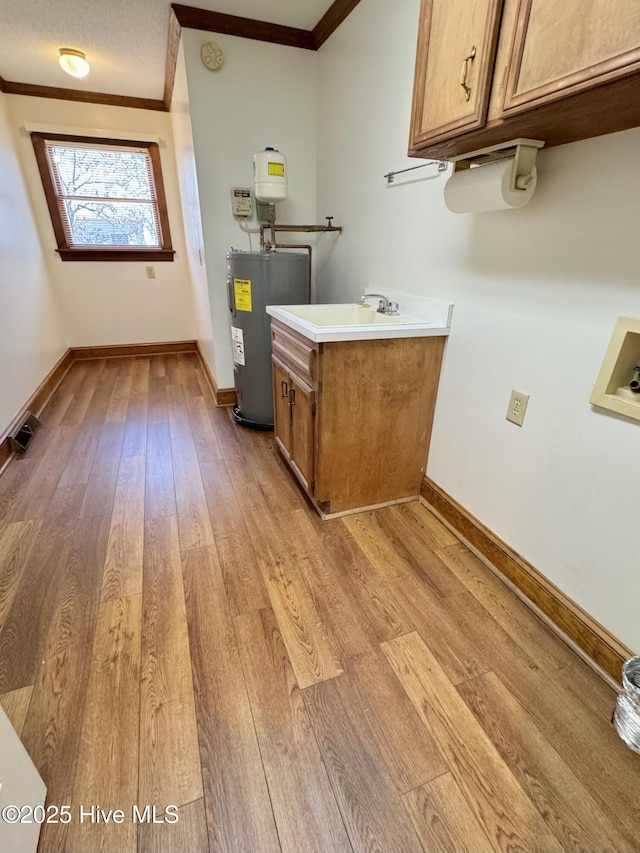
450, 138, 545, 194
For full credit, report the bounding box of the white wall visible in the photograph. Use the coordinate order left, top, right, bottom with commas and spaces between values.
180, 28, 318, 389
316, 0, 640, 652
0, 704, 47, 853
0, 708, 47, 853
171, 40, 216, 376
0, 91, 67, 433
6, 95, 197, 347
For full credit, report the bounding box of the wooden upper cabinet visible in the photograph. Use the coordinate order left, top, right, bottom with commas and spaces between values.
502, 0, 640, 113
409, 0, 504, 148
409, 0, 640, 160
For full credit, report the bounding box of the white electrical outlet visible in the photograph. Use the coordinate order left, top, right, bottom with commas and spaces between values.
506, 390, 529, 426
145, 265, 156, 279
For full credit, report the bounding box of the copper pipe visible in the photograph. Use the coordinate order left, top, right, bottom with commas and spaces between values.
273, 242, 313, 302
268, 203, 276, 249
259, 222, 268, 250
271, 224, 342, 233
259, 203, 277, 250
259, 207, 342, 251
256, 203, 332, 299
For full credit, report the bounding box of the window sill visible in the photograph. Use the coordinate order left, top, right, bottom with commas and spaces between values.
56, 248, 175, 262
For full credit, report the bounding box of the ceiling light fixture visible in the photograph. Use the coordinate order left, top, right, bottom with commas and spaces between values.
58, 48, 90, 79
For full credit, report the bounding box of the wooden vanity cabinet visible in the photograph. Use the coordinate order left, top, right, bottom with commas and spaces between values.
272, 359, 293, 466
409, 0, 640, 160
272, 357, 316, 493
271, 321, 318, 493
270, 318, 446, 518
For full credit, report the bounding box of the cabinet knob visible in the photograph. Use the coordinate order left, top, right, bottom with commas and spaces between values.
460, 45, 476, 101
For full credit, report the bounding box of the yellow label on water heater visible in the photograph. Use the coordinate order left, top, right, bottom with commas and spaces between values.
234, 279, 252, 312
267, 162, 285, 177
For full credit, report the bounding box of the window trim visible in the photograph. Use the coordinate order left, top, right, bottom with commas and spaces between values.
31, 132, 175, 262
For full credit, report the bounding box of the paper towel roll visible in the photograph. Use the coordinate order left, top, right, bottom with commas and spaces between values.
444, 158, 537, 213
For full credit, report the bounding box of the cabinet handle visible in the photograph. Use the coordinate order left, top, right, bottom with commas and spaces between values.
288, 388, 296, 407
460, 45, 476, 101
281, 380, 289, 399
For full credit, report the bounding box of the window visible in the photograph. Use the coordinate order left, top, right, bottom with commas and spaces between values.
31, 133, 174, 261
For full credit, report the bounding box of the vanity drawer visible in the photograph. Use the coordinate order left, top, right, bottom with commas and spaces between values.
271, 320, 318, 383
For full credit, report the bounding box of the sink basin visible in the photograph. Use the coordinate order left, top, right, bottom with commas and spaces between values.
266, 297, 453, 343
282, 304, 417, 326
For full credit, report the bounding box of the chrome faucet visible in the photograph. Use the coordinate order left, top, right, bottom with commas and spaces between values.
358, 293, 399, 315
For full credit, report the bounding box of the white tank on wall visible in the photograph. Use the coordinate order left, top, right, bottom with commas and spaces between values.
253, 147, 288, 203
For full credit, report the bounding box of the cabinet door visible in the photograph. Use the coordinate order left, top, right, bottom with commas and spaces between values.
502, 0, 640, 113
289, 373, 315, 494
272, 358, 292, 458
409, 0, 504, 149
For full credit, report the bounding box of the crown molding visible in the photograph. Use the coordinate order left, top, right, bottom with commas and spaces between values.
1, 0, 363, 112
164, 0, 362, 108
164, 8, 183, 110
313, 0, 362, 48
1, 79, 167, 111
171, 4, 315, 50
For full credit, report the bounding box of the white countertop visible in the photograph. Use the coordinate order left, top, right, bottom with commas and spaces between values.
266, 291, 453, 343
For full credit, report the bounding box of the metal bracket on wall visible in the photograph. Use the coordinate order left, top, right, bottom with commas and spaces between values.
384, 160, 447, 184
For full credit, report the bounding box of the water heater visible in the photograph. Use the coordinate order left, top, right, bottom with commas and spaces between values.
253, 147, 288, 203
228, 251, 309, 429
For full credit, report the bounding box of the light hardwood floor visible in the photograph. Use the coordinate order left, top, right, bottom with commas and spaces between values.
0, 353, 639, 853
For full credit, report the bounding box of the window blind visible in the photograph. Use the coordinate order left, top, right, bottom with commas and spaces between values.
43, 140, 163, 249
